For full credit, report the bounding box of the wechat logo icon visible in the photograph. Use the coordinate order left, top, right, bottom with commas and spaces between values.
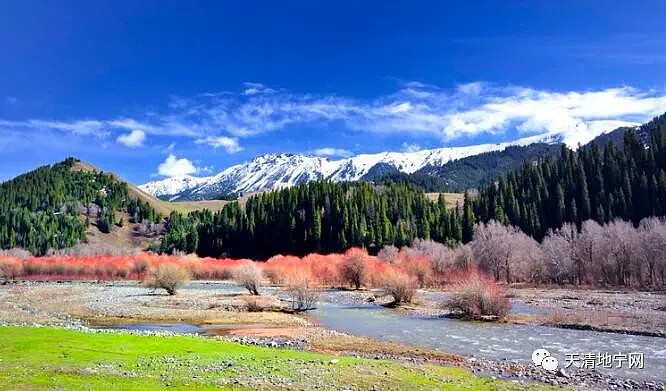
532, 348, 558, 371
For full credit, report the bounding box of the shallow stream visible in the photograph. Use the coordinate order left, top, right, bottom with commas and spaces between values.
112, 282, 665, 381
310, 301, 664, 381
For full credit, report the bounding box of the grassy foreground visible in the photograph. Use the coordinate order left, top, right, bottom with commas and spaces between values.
0, 326, 552, 390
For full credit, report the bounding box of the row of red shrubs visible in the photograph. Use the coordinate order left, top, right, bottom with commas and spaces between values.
0, 248, 444, 287
0, 248, 509, 317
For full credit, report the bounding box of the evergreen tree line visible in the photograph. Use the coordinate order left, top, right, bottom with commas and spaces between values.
0, 158, 161, 255
160, 181, 476, 259
474, 120, 666, 240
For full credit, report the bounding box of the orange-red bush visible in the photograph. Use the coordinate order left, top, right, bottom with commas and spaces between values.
340, 248, 369, 289
380, 269, 417, 305
401, 254, 433, 288
12, 254, 242, 282
0, 258, 24, 281
445, 269, 509, 319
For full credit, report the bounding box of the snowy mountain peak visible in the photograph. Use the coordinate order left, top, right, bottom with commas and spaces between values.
138, 175, 213, 201
138, 134, 553, 200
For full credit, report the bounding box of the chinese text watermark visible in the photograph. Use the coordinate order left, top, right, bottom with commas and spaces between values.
532, 349, 644, 371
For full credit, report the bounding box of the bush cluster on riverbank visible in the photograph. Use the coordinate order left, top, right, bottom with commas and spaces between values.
446, 272, 509, 319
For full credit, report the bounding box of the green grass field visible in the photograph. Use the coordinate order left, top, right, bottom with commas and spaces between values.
0, 326, 554, 390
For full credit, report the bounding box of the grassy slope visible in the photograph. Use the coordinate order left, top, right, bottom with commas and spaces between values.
0, 326, 553, 391
425, 192, 465, 209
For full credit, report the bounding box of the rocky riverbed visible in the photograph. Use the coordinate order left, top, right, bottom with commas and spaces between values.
1, 280, 664, 390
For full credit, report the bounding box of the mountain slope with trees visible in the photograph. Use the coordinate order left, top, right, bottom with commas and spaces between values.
361, 163, 454, 192
473, 113, 666, 240
0, 158, 161, 255
413, 143, 562, 191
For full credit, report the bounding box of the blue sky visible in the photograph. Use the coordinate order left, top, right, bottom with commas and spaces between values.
2, 1, 666, 183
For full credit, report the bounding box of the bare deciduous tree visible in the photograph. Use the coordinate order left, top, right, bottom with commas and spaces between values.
381, 270, 417, 306
286, 273, 319, 311
233, 263, 264, 295
602, 219, 642, 287
471, 220, 539, 283
0, 248, 32, 259
576, 220, 604, 285
410, 238, 454, 273
377, 245, 399, 264
453, 244, 474, 269
639, 217, 666, 287
541, 223, 578, 284
145, 264, 190, 295
341, 248, 368, 289
465, 218, 664, 289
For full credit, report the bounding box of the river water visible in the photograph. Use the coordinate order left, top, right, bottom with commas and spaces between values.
310, 301, 665, 381
117, 282, 665, 381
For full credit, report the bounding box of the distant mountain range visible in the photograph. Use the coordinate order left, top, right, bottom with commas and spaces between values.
140, 134, 562, 200
139, 118, 655, 200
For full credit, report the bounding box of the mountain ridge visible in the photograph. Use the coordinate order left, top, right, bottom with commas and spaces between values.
138, 116, 658, 200
140, 135, 549, 200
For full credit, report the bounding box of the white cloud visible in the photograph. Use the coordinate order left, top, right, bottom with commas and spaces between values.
1, 82, 665, 150
312, 148, 353, 158
243, 82, 276, 96
149, 83, 663, 147
195, 136, 244, 153
157, 154, 199, 177
198, 165, 215, 174
0, 119, 108, 137
116, 129, 146, 147
457, 82, 484, 96
402, 143, 422, 153
436, 87, 665, 146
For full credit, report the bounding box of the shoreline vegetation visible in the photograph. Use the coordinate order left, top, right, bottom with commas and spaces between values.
1, 243, 665, 338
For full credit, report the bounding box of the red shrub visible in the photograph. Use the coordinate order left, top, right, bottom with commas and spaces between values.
401, 254, 433, 288
340, 248, 369, 289
13, 247, 455, 293
445, 270, 509, 319
0, 258, 24, 281
306, 253, 342, 286
380, 269, 417, 305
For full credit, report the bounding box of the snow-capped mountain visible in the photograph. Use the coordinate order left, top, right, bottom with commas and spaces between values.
139, 134, 551, 200
138, 175, 213, 201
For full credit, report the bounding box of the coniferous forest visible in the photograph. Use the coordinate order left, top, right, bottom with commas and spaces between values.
0, 158, 161, 255
474, 115, 666, 239
160, 181, 475, 259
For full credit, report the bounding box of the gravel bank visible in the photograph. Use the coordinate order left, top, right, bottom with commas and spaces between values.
2, 281, 664, 390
